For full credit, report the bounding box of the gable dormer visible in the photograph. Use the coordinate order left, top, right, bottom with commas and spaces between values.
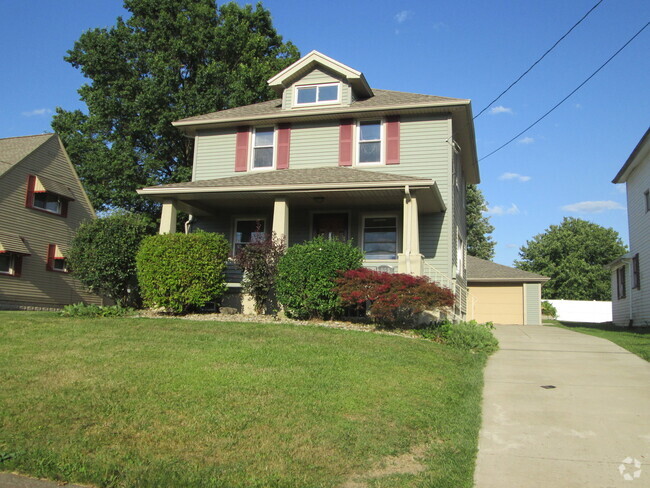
267, 50, 374, 110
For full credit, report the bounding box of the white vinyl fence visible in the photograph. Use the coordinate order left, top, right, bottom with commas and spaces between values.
546, 299, 612, 323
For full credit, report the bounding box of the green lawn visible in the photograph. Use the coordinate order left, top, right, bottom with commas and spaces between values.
545, 320, 650, 362
0, 312, 489, 488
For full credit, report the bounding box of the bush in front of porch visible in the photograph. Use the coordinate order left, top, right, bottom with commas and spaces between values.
276, 236, 363, 319
335, 268, 455, 327
136, 232, 229, 314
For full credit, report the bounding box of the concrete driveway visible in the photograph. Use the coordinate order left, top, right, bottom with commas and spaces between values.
474, 324, 650, 488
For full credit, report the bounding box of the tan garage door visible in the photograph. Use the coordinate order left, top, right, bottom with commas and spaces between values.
468, 283, 524, 325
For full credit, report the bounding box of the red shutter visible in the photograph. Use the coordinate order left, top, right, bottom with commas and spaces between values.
235, 127, 250, 172
13, 255, 22, 278
276, 123, 291, 170
46, 244, 55, 271
385, 116, 400, 165
25, 174, 36, 208
339, 119, 354, 167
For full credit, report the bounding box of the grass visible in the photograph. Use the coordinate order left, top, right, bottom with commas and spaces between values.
0, 312, 490, 488
545, 319, 650, 362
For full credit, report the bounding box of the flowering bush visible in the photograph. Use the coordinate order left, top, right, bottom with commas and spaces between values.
334, 268, 455, 327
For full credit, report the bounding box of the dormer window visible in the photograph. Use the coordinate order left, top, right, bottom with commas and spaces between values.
33, 193, 64, 214
295, 83, 340, 106
25, 175, 74, 217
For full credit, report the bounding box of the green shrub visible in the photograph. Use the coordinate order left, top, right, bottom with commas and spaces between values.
276, 237, 363, 319
60, 303, 134, 318
335, 268, 455, 327
136, 232, 229, 314
416, 320, 499, 354
542, 301, 557, 318
68, 212, 154, 307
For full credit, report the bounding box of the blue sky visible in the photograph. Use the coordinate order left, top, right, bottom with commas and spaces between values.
1, 0, 648, 265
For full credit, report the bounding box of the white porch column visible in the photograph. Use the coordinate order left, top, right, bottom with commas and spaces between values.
399, 189, 423, 275
272, 197, 289, 244
159, 199, 177, 234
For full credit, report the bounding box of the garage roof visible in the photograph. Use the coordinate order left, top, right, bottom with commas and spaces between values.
467, 256, 549, 283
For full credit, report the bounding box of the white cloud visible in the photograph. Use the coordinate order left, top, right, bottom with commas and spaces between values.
518, 136, 535, 144
615, 185, 626, 194
499, 172, 531, 182
505, 243, 518, 249
489, 105, 513, 115
432, 22, 447, 31
561, 200, 625, 214
395, 10, 412, 23
22, 108, 52, 117
486, 204, 520, 216
575, 103, 583, 109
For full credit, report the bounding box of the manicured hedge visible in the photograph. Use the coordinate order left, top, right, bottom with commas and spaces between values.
136, 232, 229, 314
276, 237, 363, 319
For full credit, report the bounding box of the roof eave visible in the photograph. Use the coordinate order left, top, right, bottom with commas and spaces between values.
468, 277, 550, 283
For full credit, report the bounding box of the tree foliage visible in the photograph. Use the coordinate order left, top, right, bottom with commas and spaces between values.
68, 212, 154, 307
466, 184, 496, 261
515, 217, 627, 300
52, 0, 299, 217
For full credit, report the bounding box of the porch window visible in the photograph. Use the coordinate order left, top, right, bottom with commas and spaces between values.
363, 216, 397, 260
295, 83, 339, 105
616, 266, 626, 299
632, 254, 640, 289
252, 127, 274, 169
312, 213, 348, 241
358, 121, 382, 164
234, 219, 266, 254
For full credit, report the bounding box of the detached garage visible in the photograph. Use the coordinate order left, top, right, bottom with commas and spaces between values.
467, 256, 549, 325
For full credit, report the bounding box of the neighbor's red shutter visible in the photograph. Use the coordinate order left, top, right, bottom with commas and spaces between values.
235, 127, 250, 172
338, 119, 354, 166
276, 123, 291, 170
14, 256, 22, 277
25, 174, 36, 208
385, 116, 400, 165
46, 244, 55, 271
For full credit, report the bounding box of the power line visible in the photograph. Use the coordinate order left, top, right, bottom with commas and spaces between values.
474, 0, 604, 120
479, 21, 649, 162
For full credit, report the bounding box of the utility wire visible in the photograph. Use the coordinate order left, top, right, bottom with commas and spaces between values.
474, 0, 604, 119
479, 21, 649, 162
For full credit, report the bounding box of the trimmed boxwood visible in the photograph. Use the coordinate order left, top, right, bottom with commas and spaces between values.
276, 236, 363, 319
136, 232, 229, 314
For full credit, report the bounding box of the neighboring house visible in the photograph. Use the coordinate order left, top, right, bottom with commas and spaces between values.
609, 128, 650, 327
466, 255, 548, 325
0, 133, 102, 309
137, 51, 479, 318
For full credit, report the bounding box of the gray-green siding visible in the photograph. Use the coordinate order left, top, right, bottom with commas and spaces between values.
524, 283, 542, 325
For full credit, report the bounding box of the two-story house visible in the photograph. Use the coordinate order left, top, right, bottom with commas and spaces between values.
609, 127, 650, 327
137, 51, 479, 318
0, 133, 103, 309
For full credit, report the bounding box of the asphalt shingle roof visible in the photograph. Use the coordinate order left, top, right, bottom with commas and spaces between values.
145, 166, 431, 190
174, 89, 467, 125
0, 134, 54, 178
467, 255, 548, 282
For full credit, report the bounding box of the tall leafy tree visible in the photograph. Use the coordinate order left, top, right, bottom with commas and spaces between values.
515, 217, 627, 300
466, 184, 496, 260
52, 0, 299, 216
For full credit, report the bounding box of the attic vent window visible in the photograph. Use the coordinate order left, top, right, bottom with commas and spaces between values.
295, 83, 339, 105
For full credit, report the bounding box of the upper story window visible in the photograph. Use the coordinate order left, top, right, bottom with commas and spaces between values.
358, 120, 382, 164
252, 127, 275, 170
632, 254, 640, 289
295, 83, 340, 106
25, 175, 74, 217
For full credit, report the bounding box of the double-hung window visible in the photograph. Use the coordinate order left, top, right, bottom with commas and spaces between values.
358, 121, 382, 164
295, 83, 339, 105
252, 127, 275, 169
363, 216, 397, 260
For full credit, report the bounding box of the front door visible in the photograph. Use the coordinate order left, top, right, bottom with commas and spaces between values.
312, 213, 349, 241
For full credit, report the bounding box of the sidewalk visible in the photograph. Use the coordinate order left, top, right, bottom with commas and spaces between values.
474, 324, 650, 487
0, 473, 90, 488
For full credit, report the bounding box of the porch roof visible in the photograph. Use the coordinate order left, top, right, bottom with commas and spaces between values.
137, 167, 445, 215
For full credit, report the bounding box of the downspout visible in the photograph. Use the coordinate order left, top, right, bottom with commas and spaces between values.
404, 185, 411, 274
184, 214, 195, 234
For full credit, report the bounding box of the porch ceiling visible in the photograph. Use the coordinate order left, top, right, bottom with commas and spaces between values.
149, 185, 444, 216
